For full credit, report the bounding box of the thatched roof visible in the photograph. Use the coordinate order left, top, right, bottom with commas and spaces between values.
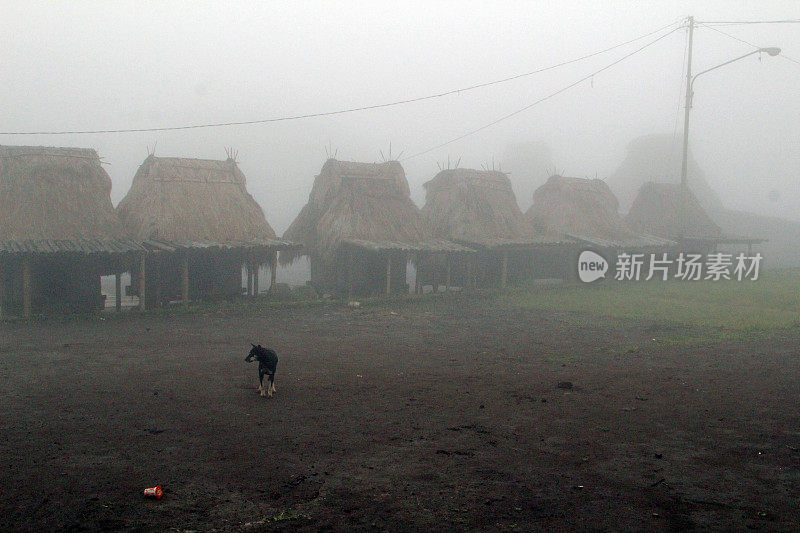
0, 145, 130, 246
525, 175, 637, 240
625, 182, 723, 239
421, 169, 533, 243
282, 159, 430, 262
608, 134, 723, 213
117, 155, 277, 245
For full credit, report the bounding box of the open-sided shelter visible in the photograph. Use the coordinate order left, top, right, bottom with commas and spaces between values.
0, 145, 142, 317
117, 154, 296, 307
625, 182, 764, 253
526, 175, 675, 272
283, 159, 473, 295
421, 168, 571, 287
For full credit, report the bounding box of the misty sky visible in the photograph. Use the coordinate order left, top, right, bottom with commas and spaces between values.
2, 1, 798, 233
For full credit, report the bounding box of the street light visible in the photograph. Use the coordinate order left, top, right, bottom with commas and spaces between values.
678, 17, 781, 239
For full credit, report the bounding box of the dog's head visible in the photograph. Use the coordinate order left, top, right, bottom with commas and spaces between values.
245, 343, 262, 362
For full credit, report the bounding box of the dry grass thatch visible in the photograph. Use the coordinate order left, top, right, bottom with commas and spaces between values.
525, 175, 636, 241
0, 145, 126, 240
421, 169, 531, 243
625, 182, 723, 239
282, 159, 427, 263
117, 155, 276, 243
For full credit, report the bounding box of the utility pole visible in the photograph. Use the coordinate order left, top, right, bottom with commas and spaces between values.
679, 15, 694, 240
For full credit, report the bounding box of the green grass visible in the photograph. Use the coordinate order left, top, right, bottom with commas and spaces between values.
501, 269, 800, 331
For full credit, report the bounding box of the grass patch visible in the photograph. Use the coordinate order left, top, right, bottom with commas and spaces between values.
501, 269, 800, 331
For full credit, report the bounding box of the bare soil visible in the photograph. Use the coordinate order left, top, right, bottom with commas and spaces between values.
1, 295, 799, 531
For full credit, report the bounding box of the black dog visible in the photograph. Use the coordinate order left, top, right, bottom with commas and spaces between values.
245, 344, 278, 397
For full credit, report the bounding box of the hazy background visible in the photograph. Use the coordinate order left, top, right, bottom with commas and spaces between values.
2, 0, 798, 235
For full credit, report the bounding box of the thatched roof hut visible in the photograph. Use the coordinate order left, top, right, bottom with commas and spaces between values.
525, 175, 673, 248
0, 145, 141, 317
421, 169, 531, 243
420, 169, 572, 287
116, 154, 295, 308
283, 159, 473, 295
624, 182, 723, 240
117, 155, 278, 244
0, 145, 129, 243
283, 158, 430, 263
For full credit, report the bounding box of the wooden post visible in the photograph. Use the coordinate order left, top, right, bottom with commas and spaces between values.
529, 250, 536, 282
414, 254, 421, 295
385, 254, 392, 295
270, 251, 277, 291
445, 255, 451, 292
348, 250, 354, 297
253, 263, 260, 296
0, 261, 4, 319
500, 250, 508, 289
22, 258, 32, 318
138, 254, 146, 311
181, 254, 189, 304
115, 271, 122, 312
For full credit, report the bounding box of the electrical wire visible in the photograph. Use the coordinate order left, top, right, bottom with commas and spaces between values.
700, 23, 800, 67
0, 20, 683, 136
698, 19, 800, 26
400, 26, 682, 161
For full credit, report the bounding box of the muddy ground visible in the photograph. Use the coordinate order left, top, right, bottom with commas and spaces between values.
1, 294, 799, 531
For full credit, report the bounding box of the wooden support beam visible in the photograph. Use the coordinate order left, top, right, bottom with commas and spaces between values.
181, 254, 189, 304
529, 250, 536, 282
246, 262, 253, 296
253, 263, 260, 296
414, 254, 421, 295
22, 258, 32, 318
115, 271, 122, 312
500, 250, 509, 289
385, 254, 392, 295
0, 262, 4, 319
139, 254, 146, 311
270, 251, 277, 291
347, 251, 354, 298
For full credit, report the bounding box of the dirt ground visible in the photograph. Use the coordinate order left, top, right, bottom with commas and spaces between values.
1, 294, 799, 532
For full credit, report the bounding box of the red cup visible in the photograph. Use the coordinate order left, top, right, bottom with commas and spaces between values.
143, 485, 163, 499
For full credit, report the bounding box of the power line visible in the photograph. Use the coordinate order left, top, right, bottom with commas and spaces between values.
698, 19, 800, 25
700, 24, 800, 66
401, 26, 682, 161
0, 20, 682, 136
700, 23, 764, 48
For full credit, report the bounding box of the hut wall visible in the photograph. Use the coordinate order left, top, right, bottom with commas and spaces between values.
531, 247, 574, 280
312, 251, 408, 296
0, 256, 104, 314
129, 250, 245, 307
191, 252, 243, 299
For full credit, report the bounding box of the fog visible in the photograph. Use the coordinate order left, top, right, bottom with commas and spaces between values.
2, 0, 798, 233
